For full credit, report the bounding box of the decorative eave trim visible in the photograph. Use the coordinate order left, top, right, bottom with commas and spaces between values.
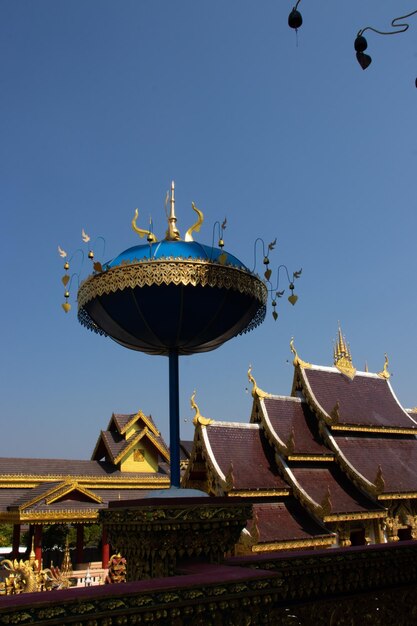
0, 475, 171, 487
251, 536, 336, 552
330, 424, 417, 435
323, 510, 387, 523
45, 482, 103, 505
78, 260, 268, 310
227, 489, 290, 498
287, 455, 334, 462
0, 510, 100, 524
378, 492, 417, 501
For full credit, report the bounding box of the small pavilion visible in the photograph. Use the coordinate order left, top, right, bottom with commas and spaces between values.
0, 410, 170, 567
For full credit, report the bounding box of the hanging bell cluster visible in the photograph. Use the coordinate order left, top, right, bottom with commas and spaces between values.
270, 268, 302, 321
58, 229, 102, 314
255, 236, 302, 321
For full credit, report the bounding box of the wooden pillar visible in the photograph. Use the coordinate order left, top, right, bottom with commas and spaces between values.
12, 524, 20, 558
76, 525, 84, 565
34, 525, 42, 569
101, 526, 110, 569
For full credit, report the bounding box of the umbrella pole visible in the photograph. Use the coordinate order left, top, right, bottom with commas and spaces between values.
168, 350, 181, 488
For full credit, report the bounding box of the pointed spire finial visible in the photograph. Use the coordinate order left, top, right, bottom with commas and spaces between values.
166, 180, 181, 241
334, 324, 356, 379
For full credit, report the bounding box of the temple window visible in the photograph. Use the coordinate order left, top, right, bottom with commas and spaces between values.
349, 528, 366, 546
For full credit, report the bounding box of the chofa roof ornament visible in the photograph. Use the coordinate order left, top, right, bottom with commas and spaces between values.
333, 325, 356, 380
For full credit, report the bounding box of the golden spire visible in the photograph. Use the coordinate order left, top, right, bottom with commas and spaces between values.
333, 324, 356, 379
166, 181, 181, 241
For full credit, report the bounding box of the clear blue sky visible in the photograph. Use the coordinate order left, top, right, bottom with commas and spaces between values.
1, 1, 417, 459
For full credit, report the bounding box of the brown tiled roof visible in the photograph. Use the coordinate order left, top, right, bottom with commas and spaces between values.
205, 424, 289, 491
111, 414, 136, 433
290, 465, 383, 515
302, 368, 416, 430
251, 499, 332, 544
262, 397, 329, 455
334, 435, 417, 494
0, 489, 32, 512
0, 457, 167, 479
101, 430, 127, 461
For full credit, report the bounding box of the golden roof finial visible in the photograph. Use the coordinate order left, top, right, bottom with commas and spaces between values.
377, 353, 391, 380
333, 325, 356, 379
131, 208, 158, 243
289, 337, 311, 369
166, 180, 181, 241
247, 365, 271, 399
185, 202, 204, 242
190, 390, 212, 426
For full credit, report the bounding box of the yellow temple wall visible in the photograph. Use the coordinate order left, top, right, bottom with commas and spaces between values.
120, 440, 158, 473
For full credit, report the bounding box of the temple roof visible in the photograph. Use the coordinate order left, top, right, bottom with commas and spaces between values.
332, 435, 417, 495
260, 396, 331, 457
91, 410, 170, 465
298, 366, 417, 432
203, 423, 289, 492
0, 457, 168, 481
287, 464, 385, 518
250, 499, 334, 546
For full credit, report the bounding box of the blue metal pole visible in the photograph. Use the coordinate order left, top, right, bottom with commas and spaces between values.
168, 350, 181, 488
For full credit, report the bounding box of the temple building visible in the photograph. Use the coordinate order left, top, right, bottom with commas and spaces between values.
183, 329, 417, 552
0, 410, 170, 567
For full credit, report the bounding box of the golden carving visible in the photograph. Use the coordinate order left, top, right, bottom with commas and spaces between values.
225, 461, 235, 491
78, 259, 267, 311
286, 427, 295, 454
320, 486, 332, 517
334, 325, 356, 379
227, 489, 290, 497
131, 208, 157, 243
190, 391, 213, 427
290, 337, 312, 369
287, 455, 334, 462
377, 353, 391, 379
105, 554, 127, 584
330, 400, 340, 424
330, 424, 417, 435
133, 449, 145, 462
185, 202, 204, 242
251, 536, 336, 551
247, 366, 271, 399
374, 464, 385, 494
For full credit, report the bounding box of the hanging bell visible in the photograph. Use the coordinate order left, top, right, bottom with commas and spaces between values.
88, 250, 94, 259
263, 256, 270, 265
64, 261, 69, 271
64, 290, 70, 299
288, 8, 302, 30
218, 239, 224, 249
354, 35, 367, 53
